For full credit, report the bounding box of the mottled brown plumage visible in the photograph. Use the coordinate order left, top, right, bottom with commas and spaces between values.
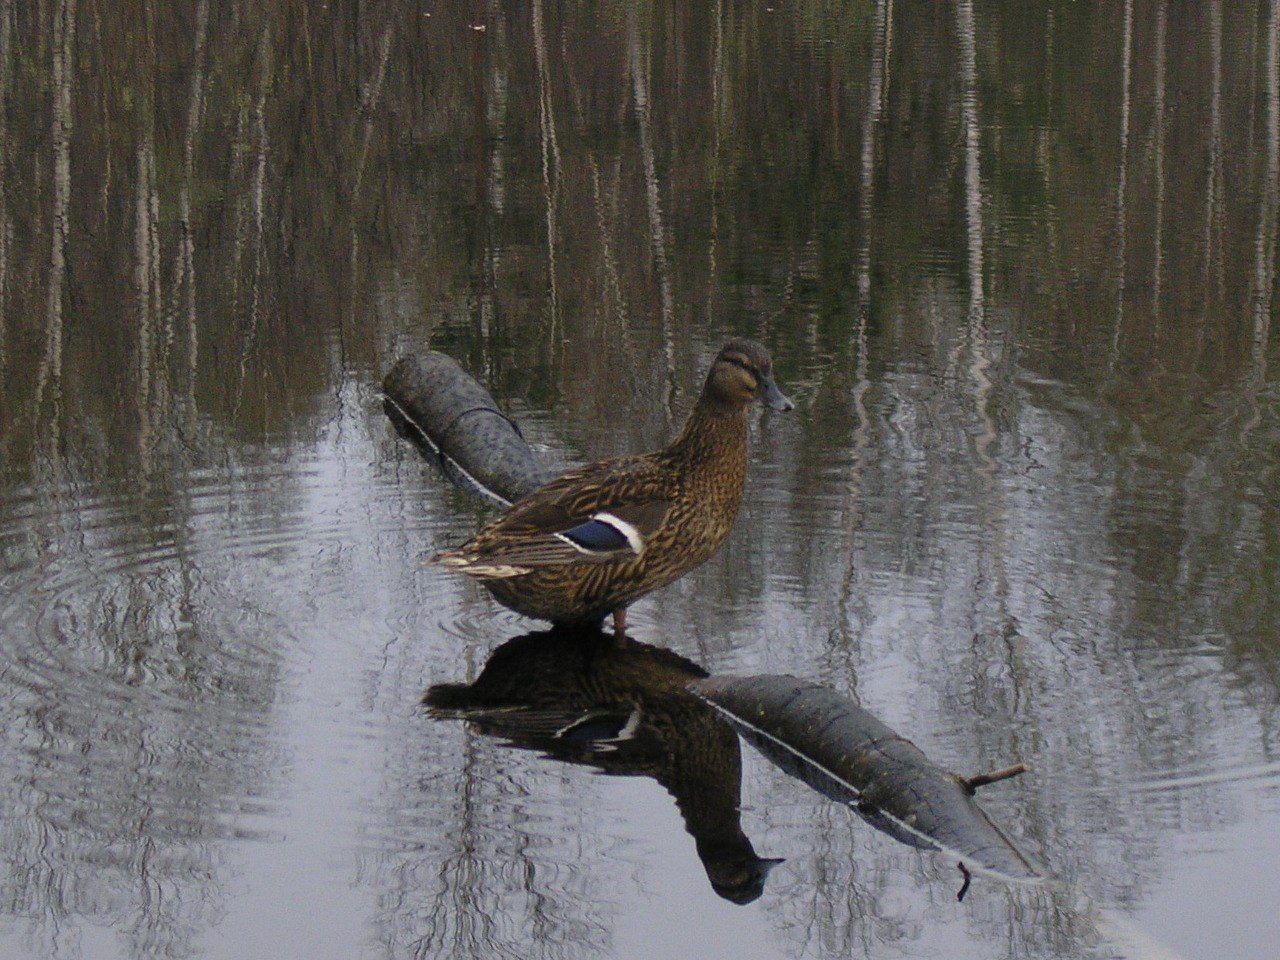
432, 339, 792, 628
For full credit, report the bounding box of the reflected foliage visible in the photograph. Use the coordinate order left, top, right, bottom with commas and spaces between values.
0, 0, 1277, 958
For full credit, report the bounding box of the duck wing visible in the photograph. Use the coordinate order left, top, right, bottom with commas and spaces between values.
435, 459, 676, 575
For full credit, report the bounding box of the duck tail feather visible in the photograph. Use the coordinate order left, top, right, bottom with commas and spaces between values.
427, 551, 531, 579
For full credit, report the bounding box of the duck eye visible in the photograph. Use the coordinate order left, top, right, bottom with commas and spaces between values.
723, 356, 757, 380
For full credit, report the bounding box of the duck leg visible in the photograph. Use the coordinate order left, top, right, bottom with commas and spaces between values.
612, 606, 627, 644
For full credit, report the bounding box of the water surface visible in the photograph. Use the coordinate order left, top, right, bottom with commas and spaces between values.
1, 2, 1278, 958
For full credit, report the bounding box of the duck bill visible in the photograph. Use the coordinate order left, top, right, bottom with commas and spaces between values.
761, 376, 795, 412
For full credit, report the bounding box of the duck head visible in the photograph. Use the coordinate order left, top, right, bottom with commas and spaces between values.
700, 840, 786, 904
704, 339, 794, 412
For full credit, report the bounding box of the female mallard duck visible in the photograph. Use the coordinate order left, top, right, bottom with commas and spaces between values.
432, 339, 792, 636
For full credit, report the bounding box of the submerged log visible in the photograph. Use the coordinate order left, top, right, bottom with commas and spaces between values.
689, 674, 1042, 882
382, 351, 556, 506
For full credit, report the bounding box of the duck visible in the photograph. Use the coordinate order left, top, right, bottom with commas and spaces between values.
431, 339, 793, 637
425, 627, 783, 903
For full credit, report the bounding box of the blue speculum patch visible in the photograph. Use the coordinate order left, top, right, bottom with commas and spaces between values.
561, 518, 632, 553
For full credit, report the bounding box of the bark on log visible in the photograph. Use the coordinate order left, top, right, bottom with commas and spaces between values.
382, 351, 556, 506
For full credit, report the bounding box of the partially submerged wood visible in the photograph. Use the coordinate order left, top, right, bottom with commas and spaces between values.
382, 351, 556, 507
689, 674, 1043, 882
962, 763, 1029, 793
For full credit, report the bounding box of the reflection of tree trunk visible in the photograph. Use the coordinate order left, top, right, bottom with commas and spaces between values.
91, 2, 109, 226
957, 0, 1021, 704
883, 0, 894, 102
0, 0, 10, 407
531, 0, 561, 347
956, 0, 989, 422
351, 24, 392, 209
1038, 14, 1062, 336
234, 28, 271, 415
135, 128, 162, 453
36, 0, 76, 414
956, 0, 995, 473
479, 0, 510, 378
1248, 0, 1263, 179
856, 0, 891, 307
837, 0, 893, 669
958, 0, 983, 326
1238, 0, 1277, 450
707, 0, 723, 326
247, 29, 270, 326
421, 731, 508, 958
228, 103, 250, 307
136, 2, 165, 453
135, 4, 152, 423
562, 36, 627, 335
347, 21, 392, 374
485, 0, 508, 219
1152, 0, 1167, 321
1203, 0, 1224, 322
1111, 0, 1133, 367
1253, 0, 1279, 372
627, 5, 676, 422
174, 0, 209, 412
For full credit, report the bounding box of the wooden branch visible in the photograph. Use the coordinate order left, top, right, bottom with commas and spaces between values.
961, 763, 1028, 793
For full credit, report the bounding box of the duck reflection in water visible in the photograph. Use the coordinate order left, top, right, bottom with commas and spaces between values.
425, 628, 783, 904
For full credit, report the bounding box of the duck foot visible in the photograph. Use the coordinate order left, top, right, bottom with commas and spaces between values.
612, 607, 627, 645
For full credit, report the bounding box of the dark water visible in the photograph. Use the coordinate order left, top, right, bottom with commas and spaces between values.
1, 1, 1278, 958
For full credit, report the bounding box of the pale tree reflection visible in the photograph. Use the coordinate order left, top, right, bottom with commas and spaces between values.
0, 2, 1276, 959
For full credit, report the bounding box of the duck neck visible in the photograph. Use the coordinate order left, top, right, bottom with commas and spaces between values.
661, 395, 749, 472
